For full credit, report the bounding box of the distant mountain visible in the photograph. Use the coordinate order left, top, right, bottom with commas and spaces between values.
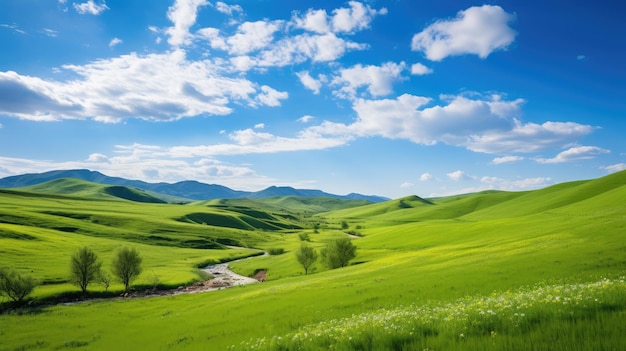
0, 169, 389, 202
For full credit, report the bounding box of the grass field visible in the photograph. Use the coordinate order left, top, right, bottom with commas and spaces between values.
1, 172, 625, 350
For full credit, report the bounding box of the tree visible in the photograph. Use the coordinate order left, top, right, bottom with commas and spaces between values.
70, 247, 102, 294
340, 221, 349, 230
111, 247, 142, 292
0, 267, 37, 303
295, 244, 318, 275
321, 238, 356, 269
98, 270, 112, 292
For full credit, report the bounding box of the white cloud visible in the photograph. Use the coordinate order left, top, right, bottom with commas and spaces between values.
306, 93, 594, 154
42, 28, 58, 37
330, 1, 387, 33
410, 63, 433, 75
491, 155, 524, 164
419, 173, 433, 181
292, 1, 387, 34
293, 8, 330, 34
73, 0, 109, 15
214, 2, 242, 16
168, 128, 353, 157
536, 146, 610, 164
411, 5, 516, 61
465, 120, 596, 154
447, 170, 469, 181
296, 71, 324, 94
603, 163, 626, 173
0, 50, 285, 122
166, 0, 208, 47
222, 20, 283, 55
108, 37, 122, 48
331, 61, 407, 98
0, 150, 275, 191
87, 153, 109, 162
400, 182, 414, 188
254, 85, 288, 107
298, 115, 315, 123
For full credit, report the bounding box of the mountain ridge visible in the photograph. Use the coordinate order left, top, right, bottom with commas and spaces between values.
0, 169, 389, 202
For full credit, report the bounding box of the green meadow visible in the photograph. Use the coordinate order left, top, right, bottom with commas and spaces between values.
1, 172, 625, 350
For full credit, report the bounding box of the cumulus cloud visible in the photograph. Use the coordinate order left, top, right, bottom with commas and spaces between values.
491, 155, 524, 164
73, 0, 109, 15
412, 5, 516, 61
603, 163, 626, 173
410, 63, 433, 75
419, 173, 433, 181
305, 93, 594, 154
214, 1, 242, 16
292, 1, 386, 34
0, 50, 286, 122
296, 71, 324, 94
298, 115, 315, 123
447, 170, 470, 181
166, 0, 208, 47
400, 182, 414, 188
331, 61, 407, 98
108, 37, 122, 48
536, 146, 610, 164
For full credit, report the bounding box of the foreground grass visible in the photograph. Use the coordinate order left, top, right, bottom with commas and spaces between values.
236, 276, 626, 351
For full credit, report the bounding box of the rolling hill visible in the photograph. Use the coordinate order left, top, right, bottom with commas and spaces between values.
0, 170, 625, 350
0, 169, 389, 202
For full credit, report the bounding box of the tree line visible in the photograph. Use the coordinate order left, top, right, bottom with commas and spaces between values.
0, 246, 142, 304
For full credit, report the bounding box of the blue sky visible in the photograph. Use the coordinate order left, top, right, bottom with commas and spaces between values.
0, 0, 625, 199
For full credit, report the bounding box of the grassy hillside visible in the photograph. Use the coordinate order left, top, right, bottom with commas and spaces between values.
21, 178, 168, 203
1, 171, 625, 350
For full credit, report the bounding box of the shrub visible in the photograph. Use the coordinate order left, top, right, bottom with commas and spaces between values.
298, 232, 311, 241
321, 238, 356, 269
268, 247, 286, 255
0, 267, 37, 303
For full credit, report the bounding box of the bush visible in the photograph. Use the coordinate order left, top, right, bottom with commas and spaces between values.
321, 238, 357, 269
0, 267, 37, 303
298, 232, 311, 241
268, 247, 286, 255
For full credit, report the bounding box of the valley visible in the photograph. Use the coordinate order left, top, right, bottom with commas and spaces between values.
0, 171, 625, 350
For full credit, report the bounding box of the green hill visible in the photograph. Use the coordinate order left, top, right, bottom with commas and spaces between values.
1, 171, 625, 350
19, 178, 168, 203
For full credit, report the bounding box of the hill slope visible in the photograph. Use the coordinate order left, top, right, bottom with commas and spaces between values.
20, 178, 167, 203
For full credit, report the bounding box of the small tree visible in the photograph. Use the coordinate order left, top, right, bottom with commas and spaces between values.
98, 270, 112, 292
111, 247, 142, 292
70, 247, 102, 294
340, 221, 349, 230
321, 238, 356, 269
295, 244, 318, 275
0, 267, 37, 303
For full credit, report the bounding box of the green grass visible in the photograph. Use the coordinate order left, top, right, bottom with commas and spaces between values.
0, 170, 625, 350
